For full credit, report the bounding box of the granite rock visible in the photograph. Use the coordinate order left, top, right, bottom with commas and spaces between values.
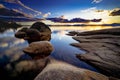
70, 28, 120, 78
23, 41, 54, 59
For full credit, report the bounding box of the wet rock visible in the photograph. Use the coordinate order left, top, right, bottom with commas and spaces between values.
23, 41, 54, 59
15, 22, 51, 43
70, 28, 120, 78
35, 59, 109, 80
15, 27, 28, 38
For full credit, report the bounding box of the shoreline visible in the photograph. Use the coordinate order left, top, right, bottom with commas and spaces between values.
68, 27, 120, 79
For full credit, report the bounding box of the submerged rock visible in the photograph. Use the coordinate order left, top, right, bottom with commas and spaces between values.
23, 41, 54, 59
70, 28, 120, 79
15, 22, 51, 43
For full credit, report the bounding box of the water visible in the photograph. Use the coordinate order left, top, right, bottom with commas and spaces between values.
0, 26, 113, 73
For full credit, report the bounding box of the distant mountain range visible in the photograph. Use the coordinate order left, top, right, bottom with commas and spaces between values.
47, 18, 102, 23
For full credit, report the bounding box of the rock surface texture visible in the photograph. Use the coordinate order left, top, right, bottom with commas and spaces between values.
69, 27, 120, 79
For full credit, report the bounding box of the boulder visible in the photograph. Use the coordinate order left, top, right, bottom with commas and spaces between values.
23, 41, 54, 59
15, 22, 51, 43
35, 59, 109, 80
15, 27, 28, 38
30, 22, 51, 34
4, 58, 113, 80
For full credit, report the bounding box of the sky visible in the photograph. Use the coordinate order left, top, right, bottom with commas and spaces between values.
0, 0, 120, 24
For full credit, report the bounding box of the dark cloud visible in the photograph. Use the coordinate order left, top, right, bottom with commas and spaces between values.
0, 4, 33, 17
91, 19, 102, 22
109, 8, 120, 16
1, 0, 47, 17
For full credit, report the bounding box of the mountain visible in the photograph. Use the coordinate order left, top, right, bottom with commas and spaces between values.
70, 18, 90, 23
47, 17, 102, 23
47, 18, 69, 22
0, 20, 21, 33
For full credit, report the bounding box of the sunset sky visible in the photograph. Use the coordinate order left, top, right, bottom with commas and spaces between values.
0, 0, 120, 24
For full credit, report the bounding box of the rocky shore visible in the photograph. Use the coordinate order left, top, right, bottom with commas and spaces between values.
2, 22, 119, 80
69, 27, 120, 79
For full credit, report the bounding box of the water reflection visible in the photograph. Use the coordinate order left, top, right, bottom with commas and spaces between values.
0, 25, 115, 79
50, 26, 112, 32
50, 30, 97, 71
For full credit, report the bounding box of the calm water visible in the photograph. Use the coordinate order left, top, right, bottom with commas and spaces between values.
0, 26, 113, 72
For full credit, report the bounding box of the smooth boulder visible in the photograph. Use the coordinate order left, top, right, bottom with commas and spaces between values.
23, 41, 54, 59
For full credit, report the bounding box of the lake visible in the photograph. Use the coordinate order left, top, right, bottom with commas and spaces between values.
0, 25, 113, 74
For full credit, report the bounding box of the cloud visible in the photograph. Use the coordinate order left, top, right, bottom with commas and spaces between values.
0, 4, 5, 8
43, 12, 51, 18
92, 0, 103, 3
95, 10, 104, 12
12, 8, 33, 17
0, 4, 33, 18
3, 0, 42, 16
109, 8, 120, 16
4, 0, 18, 3
59, 15, 66, 19
80, 7, 97, 13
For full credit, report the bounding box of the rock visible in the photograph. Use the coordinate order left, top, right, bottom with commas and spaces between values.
26, 28, 51, 43
4, 57, 112, 80
15, 27, 28, 38
23, 41, 54, 59
66, 31, 79, 36
76, 27, 120, 36
35, 59, 109, 80
15, 22, 51, 43
30, 22, 51, 34
70, 28, 120, 78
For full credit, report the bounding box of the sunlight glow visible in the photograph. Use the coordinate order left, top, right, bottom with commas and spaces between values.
64, 8, 120, 24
